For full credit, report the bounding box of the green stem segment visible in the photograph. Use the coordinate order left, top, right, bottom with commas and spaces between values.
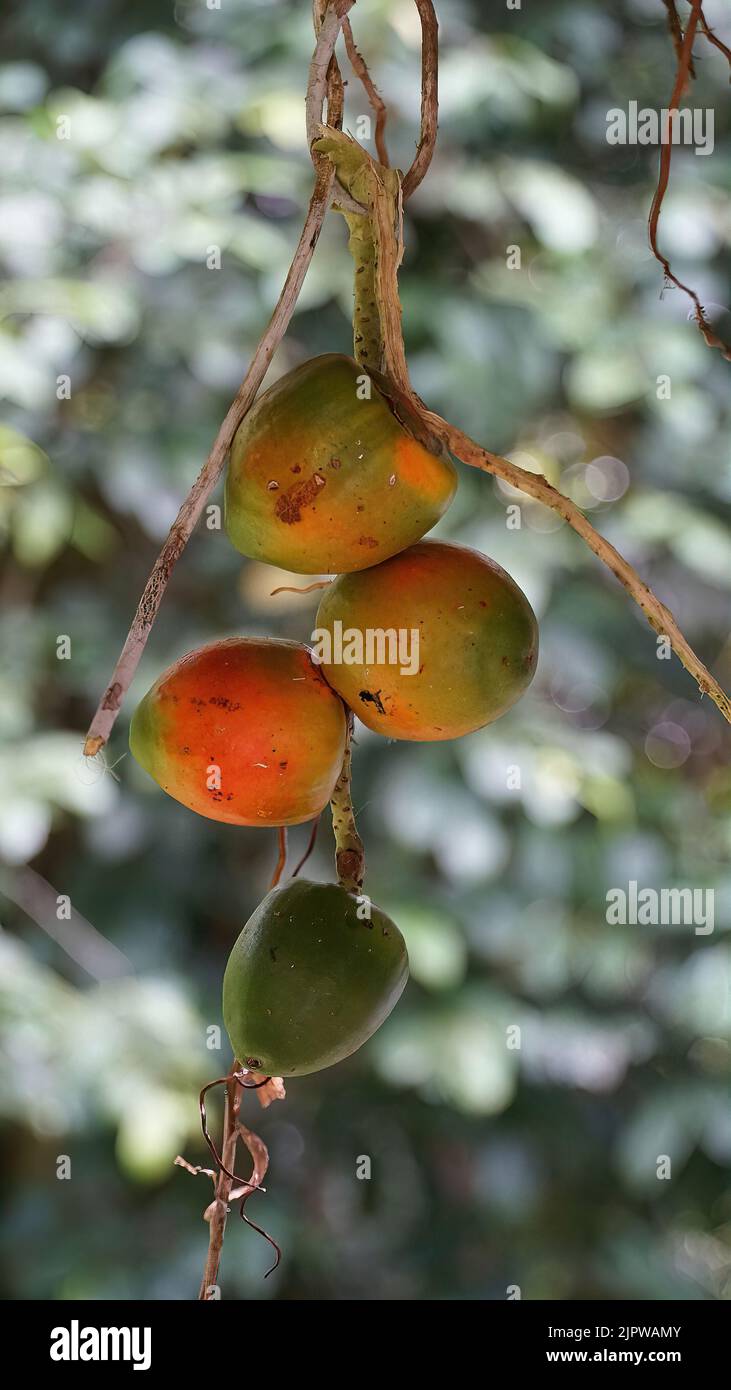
330, 713, 365, 894
311, 130, 400, 376
344, 211, 382, 371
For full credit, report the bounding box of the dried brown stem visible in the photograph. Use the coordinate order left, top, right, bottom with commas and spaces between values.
343, 16, 389, 165
698, 3, 731, 63
401, 0, 439, 199
309, 0, 363, 215
291, 815, 321, 877
649, 0, 731, 360
269, 826, 288, 889
382, 377, 731, 724
310, 0, 436, 206
198, 1065, 242, 1301
663, 1, 695, 77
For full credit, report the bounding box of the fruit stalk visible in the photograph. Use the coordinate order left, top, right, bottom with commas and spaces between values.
313, 128, 405, 386
330, 714, 365, 893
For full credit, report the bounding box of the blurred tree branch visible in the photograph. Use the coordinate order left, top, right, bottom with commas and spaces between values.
650, 0, 731, 360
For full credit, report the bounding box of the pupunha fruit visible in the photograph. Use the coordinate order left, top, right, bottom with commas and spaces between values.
129, 638, 346, 826
223, 878, 408, 1076
225, 354, 457, 574
314, 540, 538, 740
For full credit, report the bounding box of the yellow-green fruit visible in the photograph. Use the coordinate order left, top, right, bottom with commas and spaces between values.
223, 879, 408, 1077
224, 354, 457, 574
314, 540, 538, 740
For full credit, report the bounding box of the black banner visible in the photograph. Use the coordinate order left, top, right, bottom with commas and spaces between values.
5, 1298, 724, 1375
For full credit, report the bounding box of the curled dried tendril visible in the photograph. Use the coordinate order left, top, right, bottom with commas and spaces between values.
199, 1071, 281, 1276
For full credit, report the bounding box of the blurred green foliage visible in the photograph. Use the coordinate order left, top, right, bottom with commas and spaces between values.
1, 0, 730, 1301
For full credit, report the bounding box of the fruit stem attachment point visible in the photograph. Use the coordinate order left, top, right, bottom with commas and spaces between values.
330, 711, 365, 894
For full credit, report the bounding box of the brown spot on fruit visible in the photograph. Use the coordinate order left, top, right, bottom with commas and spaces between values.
224, 355, 457, 573
359, 689, 386, 715
315, 540, 538, 741
128, 637, 347, 827
275, 474, 326, 524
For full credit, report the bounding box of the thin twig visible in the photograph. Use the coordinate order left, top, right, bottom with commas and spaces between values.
649, 0, 731, 359
310, 0, 437, 206
291, 815, 321, 877
663, 1, 695, 77
269, 826, 288, 888
343, 16, 389, 165
401, 0, 439, 200
269, 579, 332, 595
698, 3, 731, 63
1, 864, 131, 980
198, 1065, 242, 1301
309, 0, 363, 215
381, 378, 731, 724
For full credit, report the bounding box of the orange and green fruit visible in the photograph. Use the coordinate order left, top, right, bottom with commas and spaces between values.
224, 354, 457, 574
223, 878, 408, 1077
129, 637, 346, 826
314, 540, 538, 740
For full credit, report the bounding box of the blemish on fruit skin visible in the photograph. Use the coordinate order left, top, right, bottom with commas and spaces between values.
359, 689, 386, 715
266, 480, 279, 491
275, 473, 326, 524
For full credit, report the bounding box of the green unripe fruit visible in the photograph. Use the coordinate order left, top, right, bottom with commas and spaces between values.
224, 354, 457, 574
223, 879, 408, 1077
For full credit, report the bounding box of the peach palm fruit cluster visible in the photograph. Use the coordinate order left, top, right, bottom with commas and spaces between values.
130, 355, 538, 1077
